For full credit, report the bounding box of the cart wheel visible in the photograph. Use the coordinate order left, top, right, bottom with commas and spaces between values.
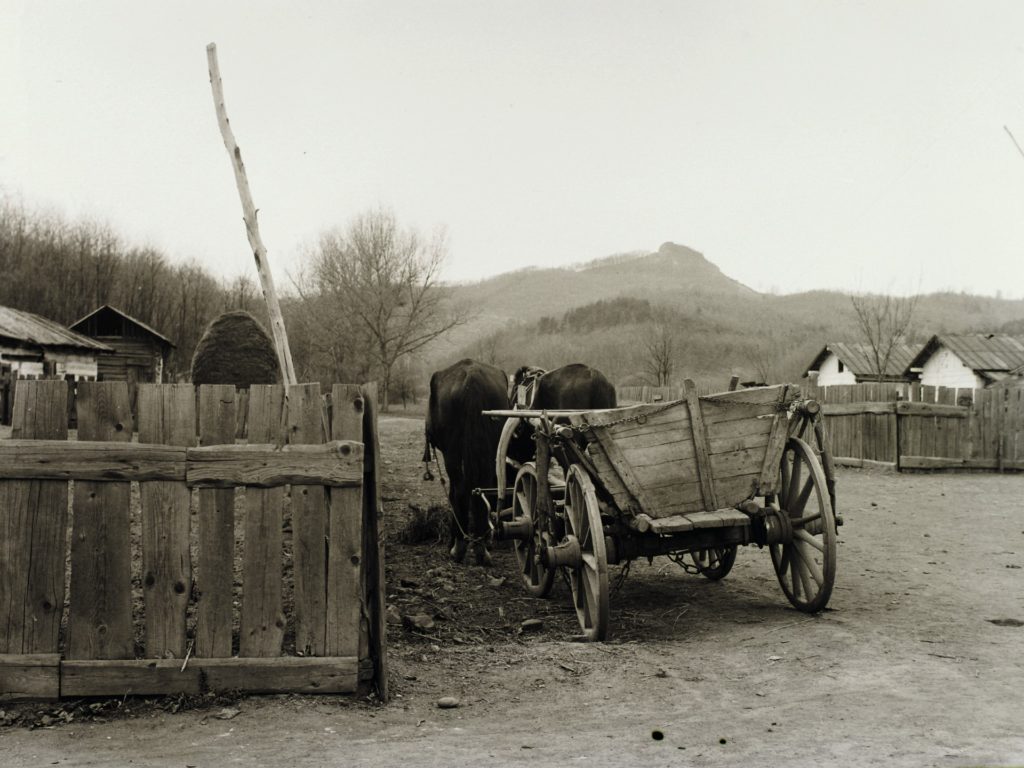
511, 463, 556, 597
564, 465, 609, 641
769, 437, 837, 613
691, 546, 738, 580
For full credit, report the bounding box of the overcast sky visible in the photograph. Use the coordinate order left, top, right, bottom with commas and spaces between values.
3, 1, 1024, 297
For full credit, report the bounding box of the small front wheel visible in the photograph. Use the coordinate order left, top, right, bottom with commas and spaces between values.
511, 463, 556, 598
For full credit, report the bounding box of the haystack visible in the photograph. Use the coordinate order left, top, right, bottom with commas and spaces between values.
190, 311, 280, 386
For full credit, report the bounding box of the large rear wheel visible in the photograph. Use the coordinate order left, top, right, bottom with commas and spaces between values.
563, 465, 609, 641
769, 437, 837, 612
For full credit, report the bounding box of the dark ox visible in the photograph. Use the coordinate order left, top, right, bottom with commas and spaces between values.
511, 362, 617, 410
423, 359, 509, 565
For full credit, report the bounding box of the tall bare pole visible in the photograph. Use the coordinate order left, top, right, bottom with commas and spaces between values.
206, 43, 297, 386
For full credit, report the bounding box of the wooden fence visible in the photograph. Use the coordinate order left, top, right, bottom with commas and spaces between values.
0, 379, 387, 701
802, 382, 1024, 471
619, 380, 1024, 472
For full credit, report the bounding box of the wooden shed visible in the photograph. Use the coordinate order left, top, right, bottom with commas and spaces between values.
70, 305, 175, 385
0, 305, 113, 424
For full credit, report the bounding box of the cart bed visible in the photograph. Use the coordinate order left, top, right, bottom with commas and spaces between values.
569, 383, 796, 520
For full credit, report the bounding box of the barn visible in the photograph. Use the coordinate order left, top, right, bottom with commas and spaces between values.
904, 333, 1024, 389
70, 305, 175, 385
803, 341, 916, 386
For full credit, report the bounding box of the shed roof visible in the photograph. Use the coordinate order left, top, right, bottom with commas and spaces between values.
905, 334, 1024, 376
804, 341, 916, 380
70, 305, 175, 348
0, 305, 113, 353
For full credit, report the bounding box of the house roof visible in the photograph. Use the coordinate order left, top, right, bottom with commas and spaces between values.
70, 304, 176, 348
804, 341, 916, 380
905, 334, 1024, 377
0, 305, 113, 353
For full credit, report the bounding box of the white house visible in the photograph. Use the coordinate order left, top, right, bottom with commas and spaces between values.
804, 342, 916, 386
905, 334, 1024, 389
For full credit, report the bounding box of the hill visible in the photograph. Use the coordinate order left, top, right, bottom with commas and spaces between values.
429, 244, 1024, 387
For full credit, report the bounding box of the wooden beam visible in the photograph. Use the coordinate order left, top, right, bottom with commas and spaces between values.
60, 657, 358, 697
206, 43, 296, 386
0, 440, 186, 481
684, 379, 719, 510
187, 441, 364, 487
896, 402, 969, 418
757, 385, 792, 495
0, 654, 60, 700
823, 402, 896, 416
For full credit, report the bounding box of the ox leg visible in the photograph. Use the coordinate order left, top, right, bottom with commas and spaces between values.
447, 472, 469, 563
470, 494, 493, 567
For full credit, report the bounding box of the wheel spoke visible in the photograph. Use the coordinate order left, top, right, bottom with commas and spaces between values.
794, 540, 824, 586
786, 456, 803, 511
794, 528, 825, 553
789, 549, 801, 600
791, 477, 814, 515
780, 456, 792, 503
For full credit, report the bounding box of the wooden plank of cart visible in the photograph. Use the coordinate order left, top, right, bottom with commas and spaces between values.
483, 379, 840, 641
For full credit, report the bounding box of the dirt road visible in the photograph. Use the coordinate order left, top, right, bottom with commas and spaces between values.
4, 415, 1023, 766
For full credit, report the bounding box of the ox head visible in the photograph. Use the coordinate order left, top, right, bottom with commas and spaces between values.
510, 365, 546, 407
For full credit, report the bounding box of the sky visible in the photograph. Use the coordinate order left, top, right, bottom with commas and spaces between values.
3, 1, 1024, 298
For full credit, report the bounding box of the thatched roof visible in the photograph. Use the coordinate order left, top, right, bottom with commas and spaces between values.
190, 311, 280, 387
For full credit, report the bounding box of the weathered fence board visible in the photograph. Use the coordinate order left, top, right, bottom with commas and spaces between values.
196, 384, 237, 659
138, 384, 195, 659
289, 383, 329, 658
0, 380, 69, 655
61, 656, 358, 697
240, 385, 286, 657
68, 382, 134, 660
328, 385, 365, 659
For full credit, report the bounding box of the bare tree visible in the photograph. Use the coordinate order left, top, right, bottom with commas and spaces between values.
850, 292, 919, 382
639, 321, 676, 386
305, 208, 468, 409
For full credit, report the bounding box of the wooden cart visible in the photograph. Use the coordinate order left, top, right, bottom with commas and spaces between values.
484, 380, 839, 641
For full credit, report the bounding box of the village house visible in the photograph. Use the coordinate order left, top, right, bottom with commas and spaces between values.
904, 333, 1024, 389
803, 341, 916, 386
0, 305, 113, 423
70, 305, 175, 385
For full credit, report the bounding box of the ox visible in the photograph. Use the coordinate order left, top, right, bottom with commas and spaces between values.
423, 359, 509, 565
511, 362, 617, 410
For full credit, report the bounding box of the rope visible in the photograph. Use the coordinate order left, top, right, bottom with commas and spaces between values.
425, 446, 485, 546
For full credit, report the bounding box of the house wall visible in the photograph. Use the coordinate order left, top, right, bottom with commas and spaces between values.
92, 337, 164, 384
816, 353, 858, 386
920, 346, 985, 389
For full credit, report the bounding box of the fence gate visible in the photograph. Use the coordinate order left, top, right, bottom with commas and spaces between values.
0, 380, 387, 701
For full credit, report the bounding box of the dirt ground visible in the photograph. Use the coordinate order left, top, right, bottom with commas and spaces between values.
3, 414, 1024, 767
